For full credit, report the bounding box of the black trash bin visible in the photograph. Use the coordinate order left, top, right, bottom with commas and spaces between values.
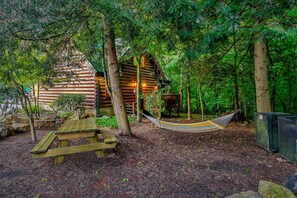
254, 112, 291, 152
278, 116, 297, 163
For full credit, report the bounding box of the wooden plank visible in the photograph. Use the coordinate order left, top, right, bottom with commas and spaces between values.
57, 118, 97, 134
54, 140, 68, 164
100, 128, 117, 144
33, 142, 116, 158
56, 132, 96, 140
31, 132, 56, 154
87, 136, 104, 157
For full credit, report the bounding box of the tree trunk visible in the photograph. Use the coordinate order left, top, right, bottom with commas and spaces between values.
198, 83, 204, 121
254, 34, 271, 112
233, 24, 239, 111
28, 117, 37, 141
179, 68, 183, 112
233, 74, 239, 110
102, 14, 131, 135
187, 86, 192, 120
136, 57, 142, 122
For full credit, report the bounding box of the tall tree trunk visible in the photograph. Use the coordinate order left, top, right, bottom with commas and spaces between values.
102, 14, 131, 135
179, 68, 183, 112
254, 34, 271, 112
198, 83, 204, 121
233, 24, 239, 110
233, 74, 239, 110
136, 57, 142, 122
187, 86, 192, 120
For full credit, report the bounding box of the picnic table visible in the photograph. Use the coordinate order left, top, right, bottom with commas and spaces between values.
31, 118, 117, 164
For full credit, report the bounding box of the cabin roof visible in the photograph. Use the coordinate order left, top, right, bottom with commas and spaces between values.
85, 53, 171, 85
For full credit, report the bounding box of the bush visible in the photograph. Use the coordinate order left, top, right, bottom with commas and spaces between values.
145, 89, 165, 118
51, 94, 85, 119
96, 115, 137, 128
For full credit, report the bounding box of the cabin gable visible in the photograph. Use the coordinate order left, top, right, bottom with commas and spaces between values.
38, 50, 97, 112
96, 54, 164, 115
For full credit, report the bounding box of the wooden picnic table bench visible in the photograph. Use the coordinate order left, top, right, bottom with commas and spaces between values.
31, 118, 117, 164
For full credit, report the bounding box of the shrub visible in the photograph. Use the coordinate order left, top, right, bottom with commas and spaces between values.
145, 89, 165, 118
52, 94, 85, 119
96, 115, 137, 128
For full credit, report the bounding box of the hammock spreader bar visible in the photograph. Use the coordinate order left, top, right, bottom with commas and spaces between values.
143, 110, 239, 133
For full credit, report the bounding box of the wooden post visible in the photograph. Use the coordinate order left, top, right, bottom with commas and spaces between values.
136, 56, 142, 122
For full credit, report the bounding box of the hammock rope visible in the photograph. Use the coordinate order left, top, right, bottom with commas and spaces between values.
142, 110, 240, 133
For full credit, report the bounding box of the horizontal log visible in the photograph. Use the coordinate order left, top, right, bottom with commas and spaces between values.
39, 88, 96, 91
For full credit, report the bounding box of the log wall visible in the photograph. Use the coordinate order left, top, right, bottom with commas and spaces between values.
98, 55, 160, 110
38, 51, 97, 110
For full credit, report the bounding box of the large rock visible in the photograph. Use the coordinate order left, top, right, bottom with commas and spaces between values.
0, 122, 7, 138
258, 180, 295, 198
225, 190, 262, 198
2, 115, 18, 125
11, 123, 30, 133
0, 122, 14, 138
35, 119, 56, 129
284, 172, 297, 194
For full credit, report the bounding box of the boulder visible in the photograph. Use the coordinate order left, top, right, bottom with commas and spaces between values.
35, 119, 56, 129
0, 122, 14, 138
11, 123, 30, 133
258, 180, 295, 198
225, 190, 262, 198
0, 122, 7, 138
284, 172, 297, 194
2, 115, 18, 125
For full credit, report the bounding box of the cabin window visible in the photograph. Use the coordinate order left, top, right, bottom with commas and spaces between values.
133, 57, 139, 67
133, 55, 146, 68
140, 54, 146, 68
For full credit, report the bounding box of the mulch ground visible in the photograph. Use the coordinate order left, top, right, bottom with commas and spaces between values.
0, 119, 296, 198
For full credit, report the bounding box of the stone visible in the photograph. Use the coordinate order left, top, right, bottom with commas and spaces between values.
11, 123, 30, 133
276, 158, 287, 163
34, 119, 56, 129
0, 122, 7, 138
2, 115, 17, 125
258, 180, 295, 198
225, 190, 262, 198
284, 172, 297, 194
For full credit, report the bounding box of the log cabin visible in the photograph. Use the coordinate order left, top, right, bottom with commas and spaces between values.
36, 50, 170, 116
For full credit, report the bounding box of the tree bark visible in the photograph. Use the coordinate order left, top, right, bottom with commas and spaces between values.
233, 74, 239, 110
233, 24, 239, 111
28, 117, 36, 141
136, 57, 142, 122
102, 14, 131, 135
254, 34, 271, 112
198, 83, 204, 121
187, 86, 192, 120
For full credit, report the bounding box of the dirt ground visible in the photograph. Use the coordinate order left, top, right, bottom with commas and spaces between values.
0, 119, 296, 198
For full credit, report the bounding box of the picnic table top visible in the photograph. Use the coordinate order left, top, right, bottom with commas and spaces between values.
56, 118, 97, 134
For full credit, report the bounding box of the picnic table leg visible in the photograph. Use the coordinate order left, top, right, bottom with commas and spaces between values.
54, 140, 68, 164
87, 136, 105, 157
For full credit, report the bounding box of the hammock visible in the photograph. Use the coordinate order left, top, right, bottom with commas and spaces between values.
143, 111, 239, 133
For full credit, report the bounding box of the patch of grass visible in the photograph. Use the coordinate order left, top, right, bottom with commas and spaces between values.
96, 115, 137, 128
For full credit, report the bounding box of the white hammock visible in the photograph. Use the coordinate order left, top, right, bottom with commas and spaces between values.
143, 111, 239, 133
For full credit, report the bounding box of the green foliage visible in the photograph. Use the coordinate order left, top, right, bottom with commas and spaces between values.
52, 94, 85, 119
96, 115, 137, 128
145, 89, 165, 118
19, 105, 43, 115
